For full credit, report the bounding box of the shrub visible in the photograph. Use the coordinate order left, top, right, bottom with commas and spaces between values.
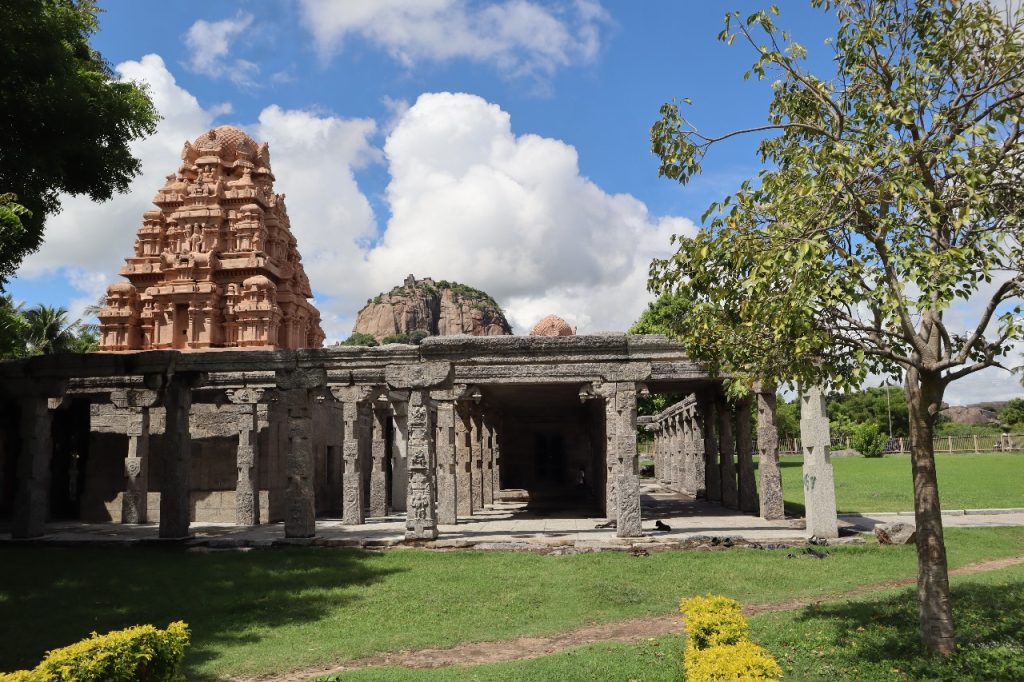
338, 332, 377, 347
851, 422, 888, 458
0, 621, 190, 682
680, 595, 782, 681
684, 641, 783, 681
680, 595, 749, 649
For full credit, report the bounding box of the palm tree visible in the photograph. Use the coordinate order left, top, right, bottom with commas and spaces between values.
23, 304, 81, 354
0, 294, 28, 358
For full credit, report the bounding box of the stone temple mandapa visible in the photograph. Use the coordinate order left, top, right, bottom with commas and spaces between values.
98, 126, 324, 351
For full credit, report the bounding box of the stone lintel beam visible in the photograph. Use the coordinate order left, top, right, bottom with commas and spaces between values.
385, 361, 453, 390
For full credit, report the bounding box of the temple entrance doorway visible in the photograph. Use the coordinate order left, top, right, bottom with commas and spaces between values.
172, 304, 189, 349
482, 383, 606, 517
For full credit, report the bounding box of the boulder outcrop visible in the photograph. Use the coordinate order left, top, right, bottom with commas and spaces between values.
353, 275, 512, 342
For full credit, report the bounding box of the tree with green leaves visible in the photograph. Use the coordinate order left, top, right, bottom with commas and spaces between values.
0, 0, 159, 287
23, 304, 87, 354
650, 0, 1023, 655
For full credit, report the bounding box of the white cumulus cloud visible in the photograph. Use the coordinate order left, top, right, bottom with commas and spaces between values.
184, 13, 258, 87
297, 0, 608, 79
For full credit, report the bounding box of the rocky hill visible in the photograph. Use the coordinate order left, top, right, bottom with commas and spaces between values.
352, 275, 512, 343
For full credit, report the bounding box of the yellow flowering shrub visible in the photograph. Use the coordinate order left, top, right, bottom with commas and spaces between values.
684, 640, 784, 681
680, 594, 782, 680
0, 621, 190, 682
680, 594, 749, 649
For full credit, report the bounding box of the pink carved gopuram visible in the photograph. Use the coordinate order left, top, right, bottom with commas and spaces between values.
98, 126, 325, 351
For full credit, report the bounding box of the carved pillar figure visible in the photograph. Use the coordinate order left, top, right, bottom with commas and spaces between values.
674, 413, 686, 493
124, 408, 151, 523
332, 388, 366, 525
406, 389, 438, 539
12, 393, 61, 538
226, 387, 271, 526
718, 398, 738, 509
278, 368, 324, 538
482, 410, 495, 507
358, 402, 373, 510
681, 410, 696, 495
454, 402, 473, 517
390, 398, 409, 512
159, 373, 201, 539
435, 400, 458, 524
661, 417, 674, 489
702, 397, 721, 502
600, 382, 640, 537
651, 423, 661, 484
691, 403, 707, 498
112, 389, 159, 524
491, 411, 502, 495
470, 405, 484, 512
756, 384, 785, 520
369, 401, 390, 517
736, 395, 759, 513
800, 385, 839, 538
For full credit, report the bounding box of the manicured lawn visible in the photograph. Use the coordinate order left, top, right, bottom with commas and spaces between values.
327, 563, 1024, 681
757, 453, 1024, 514
1, 527, 1023, 679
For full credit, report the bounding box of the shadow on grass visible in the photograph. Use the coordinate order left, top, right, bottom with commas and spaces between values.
785, 579, 1024, 681
0, 546, 402, 679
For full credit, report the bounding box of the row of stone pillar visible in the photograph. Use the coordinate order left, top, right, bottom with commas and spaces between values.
647, 389, 785, 521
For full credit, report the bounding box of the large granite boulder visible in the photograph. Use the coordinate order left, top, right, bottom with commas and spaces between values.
940, 405, 999, 426
353, 275, 512, 342
874, 521, 916, 545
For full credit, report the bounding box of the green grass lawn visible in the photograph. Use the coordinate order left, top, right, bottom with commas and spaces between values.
326, 563, 1024, 681
1, 527, 1023, 679
756, 453, 1024, 514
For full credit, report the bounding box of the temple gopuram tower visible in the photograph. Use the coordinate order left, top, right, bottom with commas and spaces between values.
98, 126, 325, 351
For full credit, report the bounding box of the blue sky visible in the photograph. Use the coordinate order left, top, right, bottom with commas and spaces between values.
8, 0, 1020, 403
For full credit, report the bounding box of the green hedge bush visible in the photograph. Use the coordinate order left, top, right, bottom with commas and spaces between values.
0, 621, 190, 682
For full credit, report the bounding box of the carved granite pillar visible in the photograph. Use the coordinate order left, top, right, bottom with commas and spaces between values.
358, 402, 373, 511
800, 385, 838, 538
111, 389, 159, 525
691, 403, 707, 498
470, 405, 484, 512
369, 400, 390, 517
278, 368, 325, 538
12, 394, 60, 538
756, 384, 784, 520
602, 387, 618, 521
331, 386, 372, 526
225, 387, 271, 526
702, 398, 721, 502
390, 398, 409, 512
736, 395, 758, 513
601, 382, 640, 537
681, 410, 696, 495
661, 417, 673, 489
454, 402, 473, 517
491, 411, 502, 495
435, 400, 458, 524
406, 389, 438, 539
159, 373, 201, 539
675, 413, 687, 494
482, 410, 495, 507
718, 398, 738, 509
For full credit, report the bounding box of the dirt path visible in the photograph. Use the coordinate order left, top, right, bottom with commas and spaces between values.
235, 554, 1024, 681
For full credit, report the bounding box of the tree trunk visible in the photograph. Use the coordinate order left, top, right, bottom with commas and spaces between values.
906, 366, 955, 656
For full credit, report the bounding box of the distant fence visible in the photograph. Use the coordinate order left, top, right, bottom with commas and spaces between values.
638, 433, 1024, 457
